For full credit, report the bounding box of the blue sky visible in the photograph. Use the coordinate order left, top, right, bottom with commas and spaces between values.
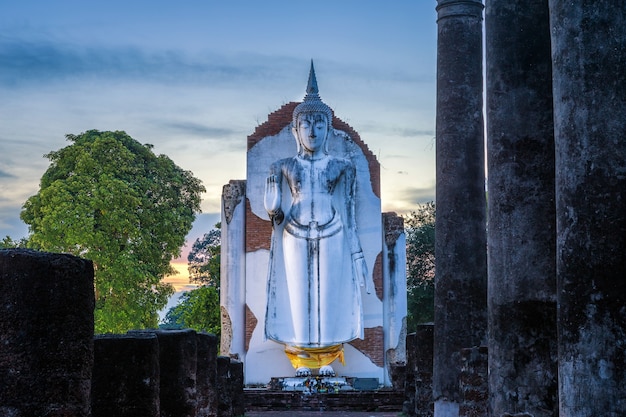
0, 1, 438, 251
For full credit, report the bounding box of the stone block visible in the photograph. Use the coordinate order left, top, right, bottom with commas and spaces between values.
230, 359, 244, 416
154, 329, 198, 417
216, 356, 232, 417
92, 333, 160, 417
0, 249, 94, 417
197, 332, 219, 417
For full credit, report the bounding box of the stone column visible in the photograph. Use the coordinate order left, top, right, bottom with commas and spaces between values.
415, 324, 434, 417
220, 180, 246, 359
216, 356, 233, 417
549, 1, 626, 414
230, 359, 245, 417
434, 1, 487, 416
403, 332, 418, 417
196, 332, 219, 417
485, 1, 558, 416
92, 333, 160, 417
155, 329, 198, 417
0, 249, 94, 417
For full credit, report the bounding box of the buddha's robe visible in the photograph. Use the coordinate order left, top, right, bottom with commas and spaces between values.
264, 155, 363, 348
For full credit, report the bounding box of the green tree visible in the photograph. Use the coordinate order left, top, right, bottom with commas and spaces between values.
187, 224, 221, 288
162, 285, 221, 337
0, 236, 28, 249
405, 201, 436, 330
21, 130, 204, 333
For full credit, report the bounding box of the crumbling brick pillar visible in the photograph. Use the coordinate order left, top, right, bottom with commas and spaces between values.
155, 329, 198, 417
458, 347, 488, 417
0, 249, 94, 417
92, 333, 160, 417
230, 359, 244, 417
550, 1, 626, 415
216, 356, 232, 417
434, 1, 487, 415
403, 332, 417, 416
197, 332, 219, 417
485, 1, 558, 416
415, 324, 434, 417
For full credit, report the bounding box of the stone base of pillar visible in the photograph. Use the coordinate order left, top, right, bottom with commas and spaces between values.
434, 400, 459, 417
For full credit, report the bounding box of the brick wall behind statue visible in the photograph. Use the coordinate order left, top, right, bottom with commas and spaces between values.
245, 199, 271, 252
247, 102, 380, 198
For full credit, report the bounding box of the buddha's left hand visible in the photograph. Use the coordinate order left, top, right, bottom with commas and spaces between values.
352, 252, 370, 294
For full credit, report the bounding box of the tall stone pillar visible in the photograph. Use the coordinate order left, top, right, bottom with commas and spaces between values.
382, 212, 408, 388
220, 180, 246, 359
434, 1, 487, 416
485, 1, 558, 416
550, 1, 626, 414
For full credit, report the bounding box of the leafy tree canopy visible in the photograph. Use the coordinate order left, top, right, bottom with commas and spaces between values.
187, 224, 221, 288
21, 130, 205, 333
0, 236, 28, 249
161, 285, 221, 338
405, 201, 435, 330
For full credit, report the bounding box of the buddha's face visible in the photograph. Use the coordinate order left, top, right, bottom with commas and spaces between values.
296, 112, 328, 154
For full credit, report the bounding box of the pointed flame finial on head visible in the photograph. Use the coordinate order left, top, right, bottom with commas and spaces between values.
293, 60, 333, 129
305, 60, 319, 98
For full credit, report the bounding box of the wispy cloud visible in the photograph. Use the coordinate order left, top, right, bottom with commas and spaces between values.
0, 37, 299, 88
0, 35, 430, 94
157, 121, 239, 139
403, 185, 436, 205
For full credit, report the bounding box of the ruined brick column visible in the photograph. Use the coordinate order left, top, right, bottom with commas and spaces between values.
0, 249, 94, 417
485, 1, 558, 416
550, 1, 626, 414
403, 332, 418, 416
230, 359, 245, 417
197, 332, 219, 417
155, 329, 198, 417
216, 356, 233, 417
92, 333, 160, 417
415, 324, 434, 417
434, 1, 487, 416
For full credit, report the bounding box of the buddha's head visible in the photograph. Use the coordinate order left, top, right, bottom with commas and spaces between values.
292, 61, 333, 155
294, 111, 329, 155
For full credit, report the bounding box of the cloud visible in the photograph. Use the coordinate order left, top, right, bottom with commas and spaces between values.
394, 128, 435, 138
402, 185, 436, 205
0, 170, 15, 179
0, 35, 431, 97
0, 36, 299, 88
157, 121, 239, 139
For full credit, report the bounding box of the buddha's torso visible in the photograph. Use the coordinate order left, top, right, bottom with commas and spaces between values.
282, 155, 347, 226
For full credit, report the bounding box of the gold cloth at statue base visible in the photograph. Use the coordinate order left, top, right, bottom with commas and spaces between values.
284, 344, 345, 369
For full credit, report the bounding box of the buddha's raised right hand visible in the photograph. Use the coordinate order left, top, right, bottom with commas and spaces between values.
264, 175, 284, 226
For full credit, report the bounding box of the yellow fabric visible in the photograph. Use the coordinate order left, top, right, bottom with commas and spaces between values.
284, 344, 345, 369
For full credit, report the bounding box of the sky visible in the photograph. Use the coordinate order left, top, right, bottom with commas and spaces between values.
0, 1, 438, 291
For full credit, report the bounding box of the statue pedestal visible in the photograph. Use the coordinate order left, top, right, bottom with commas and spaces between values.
268, 376, 380, 393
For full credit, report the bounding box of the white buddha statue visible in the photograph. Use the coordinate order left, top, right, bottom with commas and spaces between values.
263, 63, 369, 376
